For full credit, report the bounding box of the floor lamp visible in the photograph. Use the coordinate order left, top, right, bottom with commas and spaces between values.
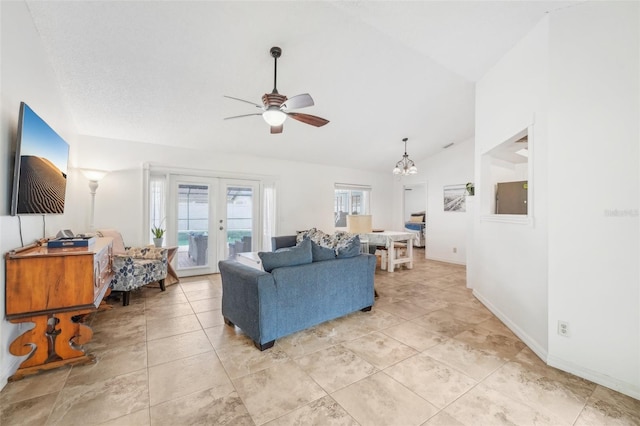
80, 169, 108, 232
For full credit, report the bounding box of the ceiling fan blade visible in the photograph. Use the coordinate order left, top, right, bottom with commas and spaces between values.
224, 113, 262, 120
281, 93, 314, 111
287, 112, 329, 127
270, 125, 283, 134
224, 95, 263, 109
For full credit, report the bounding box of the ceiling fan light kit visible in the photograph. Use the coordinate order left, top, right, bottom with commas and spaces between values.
393, 137, 418, 176
263, 108, 287, 126
224, 46, 329, 134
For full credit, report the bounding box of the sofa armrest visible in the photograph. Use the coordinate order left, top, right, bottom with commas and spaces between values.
271, 235, 297, 251
218, 260, 278, 345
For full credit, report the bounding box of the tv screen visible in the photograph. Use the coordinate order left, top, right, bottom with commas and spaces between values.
10, 102, 70, 216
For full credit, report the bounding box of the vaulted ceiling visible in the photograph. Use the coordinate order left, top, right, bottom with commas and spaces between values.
25, 1, 577, 172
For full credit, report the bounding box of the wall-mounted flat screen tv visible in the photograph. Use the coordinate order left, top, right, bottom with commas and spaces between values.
10, 102, 70, 216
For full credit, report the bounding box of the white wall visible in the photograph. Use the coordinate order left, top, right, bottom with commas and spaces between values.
546, 2, 639, 398
471, 1, 639, 399
73, 135, 394, 247
470, 16, 550, 359
0, 1, 394, 387
395, 138, 474, 265
0, 1, 81, 388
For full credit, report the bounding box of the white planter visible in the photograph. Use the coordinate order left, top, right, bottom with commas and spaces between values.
153, 238, 163, 248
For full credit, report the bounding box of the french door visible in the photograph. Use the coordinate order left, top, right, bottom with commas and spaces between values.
218, 179, 260, 261
166, 175, 260, 277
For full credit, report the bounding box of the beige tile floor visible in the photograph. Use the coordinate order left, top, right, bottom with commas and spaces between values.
1, 252, 639, 425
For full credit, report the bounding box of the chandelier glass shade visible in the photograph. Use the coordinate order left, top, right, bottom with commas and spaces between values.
392, 138, 418, 175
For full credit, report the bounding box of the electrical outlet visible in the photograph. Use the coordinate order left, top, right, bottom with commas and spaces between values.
557, 321, 570, 337
453, 247, 457, 253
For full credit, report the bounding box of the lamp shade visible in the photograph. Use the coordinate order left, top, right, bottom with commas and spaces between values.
80, 168, 108, 182
347, 215, 372, 234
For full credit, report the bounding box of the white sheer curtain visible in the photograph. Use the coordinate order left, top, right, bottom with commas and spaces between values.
149, 174, 166, 243
262, 182, 276, 251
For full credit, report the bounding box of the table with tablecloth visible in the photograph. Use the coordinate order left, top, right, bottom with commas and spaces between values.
364, 231, 414, 272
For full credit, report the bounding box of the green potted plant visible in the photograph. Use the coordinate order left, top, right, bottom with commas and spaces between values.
151, 226, 165, 247
465, 182, 475, 196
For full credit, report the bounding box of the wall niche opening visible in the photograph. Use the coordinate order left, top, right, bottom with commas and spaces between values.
481, 127, 532, 223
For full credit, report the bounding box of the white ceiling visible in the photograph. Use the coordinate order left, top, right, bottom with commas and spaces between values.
25, 0, 578, 173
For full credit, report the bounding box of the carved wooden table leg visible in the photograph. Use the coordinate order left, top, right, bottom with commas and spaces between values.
9, 316, 49, 368
55, 310, 93, 357
8, 310, 97, 381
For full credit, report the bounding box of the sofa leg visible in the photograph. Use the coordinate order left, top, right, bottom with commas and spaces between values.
254, 340, 275, 351
361, 306, 372, 312
159, 279, 166, 292
122, 291, 130, 306
224, 317, 234, 327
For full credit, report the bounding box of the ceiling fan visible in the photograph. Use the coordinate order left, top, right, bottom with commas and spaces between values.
224, 46, 329, 134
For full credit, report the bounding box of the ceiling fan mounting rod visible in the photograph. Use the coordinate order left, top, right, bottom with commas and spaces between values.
270, 46, 282, 94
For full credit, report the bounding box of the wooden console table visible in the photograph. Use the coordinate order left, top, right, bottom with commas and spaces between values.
5, 238, 113, 380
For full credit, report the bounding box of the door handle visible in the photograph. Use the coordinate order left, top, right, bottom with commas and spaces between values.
219, 226, 224, 230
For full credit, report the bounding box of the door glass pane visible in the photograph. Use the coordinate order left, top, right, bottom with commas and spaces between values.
177, 183, 209, 269
226, 186, 253, 259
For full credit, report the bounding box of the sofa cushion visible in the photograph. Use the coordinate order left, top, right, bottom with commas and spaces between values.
311, 240, 336, 262
297, 229, 362, 258
336, 235, 361, 259
297, 228, 324, 244
259, 238, 312, 272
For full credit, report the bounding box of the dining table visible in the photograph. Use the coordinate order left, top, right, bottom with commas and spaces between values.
363, 231, 414, 272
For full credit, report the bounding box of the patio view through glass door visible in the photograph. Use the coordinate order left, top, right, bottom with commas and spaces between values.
221, 180, 259, 261
165, 176, 260, 275
170, 176, 215, 276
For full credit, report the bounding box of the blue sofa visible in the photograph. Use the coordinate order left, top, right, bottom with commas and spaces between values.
218, 235, 376, 350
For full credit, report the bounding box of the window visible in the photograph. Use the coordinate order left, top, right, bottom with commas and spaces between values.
334, 183, 371, 228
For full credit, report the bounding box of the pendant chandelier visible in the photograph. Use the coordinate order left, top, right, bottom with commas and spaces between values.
392, 137, 418, 175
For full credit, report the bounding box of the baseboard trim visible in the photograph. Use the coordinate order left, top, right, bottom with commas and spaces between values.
473, 289, 640, 400
472, 289, 548, 361
1, 356, 23, 391
547, 355, 640, 400
425, 255, 466, 266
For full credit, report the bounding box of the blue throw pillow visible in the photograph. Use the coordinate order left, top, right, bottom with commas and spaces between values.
336, 235, 361, 259
258, 238, 312, 272
311, 240, 336, 262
